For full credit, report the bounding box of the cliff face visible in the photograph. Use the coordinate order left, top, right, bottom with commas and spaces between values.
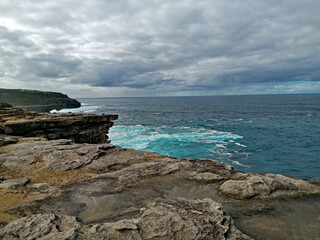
0, 105, 117, 144
0, 107, 320, 239
0, 88, 81, 112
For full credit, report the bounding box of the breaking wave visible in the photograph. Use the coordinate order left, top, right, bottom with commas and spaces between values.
50, 103, 100, 113
109, 125, 246, 162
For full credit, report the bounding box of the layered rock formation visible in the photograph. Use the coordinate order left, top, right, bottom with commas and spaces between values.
0, 106, 320, 239
0, 88, 81, 112
0, 105, 118, 144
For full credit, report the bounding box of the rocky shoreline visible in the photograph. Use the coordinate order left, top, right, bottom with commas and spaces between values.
0, 106, 320, 239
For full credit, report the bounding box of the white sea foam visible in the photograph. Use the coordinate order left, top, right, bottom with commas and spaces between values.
231, 160, 250, 168
235, 142, 247, 148
215, 144, 227, 149
177, 126, 191, 129
50, 103, 100, 113
109, 125, 244, 158
195, 139, 218, 144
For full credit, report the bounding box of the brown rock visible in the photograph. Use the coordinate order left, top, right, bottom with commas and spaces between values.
0, 178, 30, 189
0, 198, 252, 240
219, 174, 320, 199
2, 113, 118, 144
0, 213, 81, 240
0, 135, 19, 147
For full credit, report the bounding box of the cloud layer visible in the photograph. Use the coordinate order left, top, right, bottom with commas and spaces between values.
0, 0, 319, 97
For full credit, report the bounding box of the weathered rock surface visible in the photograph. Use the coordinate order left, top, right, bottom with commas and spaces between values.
1, 109, 320, 239
0, 178, 30, 189
0, 213, 81, 240
0, 139, 163, 174
0, 135, 19, 147
101, 157, 238, 190
0, 138, 319, 201
219, 174, 320, 199
0, 198, 252, 240
0, 106, 38, 127
0, 108, 118, 143
0, 88, 81, 112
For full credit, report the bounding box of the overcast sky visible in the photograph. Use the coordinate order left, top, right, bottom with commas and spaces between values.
0, 0, 319, 97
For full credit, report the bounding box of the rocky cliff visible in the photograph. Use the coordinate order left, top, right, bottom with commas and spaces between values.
0, 107, 319, 239
0, 105, 117, 144
0, 88, 81, 112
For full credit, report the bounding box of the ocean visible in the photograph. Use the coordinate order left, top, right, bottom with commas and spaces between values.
58, 94, 320, 180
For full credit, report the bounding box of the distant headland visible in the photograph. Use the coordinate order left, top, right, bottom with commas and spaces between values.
0, 88, 81, 112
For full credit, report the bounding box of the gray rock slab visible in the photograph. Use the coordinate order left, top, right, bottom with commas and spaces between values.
0, 178, 30, 189
0, 198, 252, 240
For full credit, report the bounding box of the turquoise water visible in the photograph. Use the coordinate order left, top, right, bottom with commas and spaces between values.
110, 125, 244, 163
59, 94, 320, 180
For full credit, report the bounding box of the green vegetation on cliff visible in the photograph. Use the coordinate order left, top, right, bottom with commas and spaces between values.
0, 88, 80, 112
0, 102, 13, 108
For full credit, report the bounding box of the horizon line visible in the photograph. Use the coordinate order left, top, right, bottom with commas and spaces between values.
76, 92, 320, 99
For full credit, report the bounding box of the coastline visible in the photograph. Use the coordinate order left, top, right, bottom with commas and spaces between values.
0, 88, 81, 113
77, 94, 320, 180
1, 106, 320, 239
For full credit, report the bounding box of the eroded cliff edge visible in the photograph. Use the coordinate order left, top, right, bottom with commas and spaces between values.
0, 104, 117, 144
0, 106, 319, 240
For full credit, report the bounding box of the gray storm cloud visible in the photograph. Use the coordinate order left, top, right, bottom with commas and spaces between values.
0, 0, 319, 96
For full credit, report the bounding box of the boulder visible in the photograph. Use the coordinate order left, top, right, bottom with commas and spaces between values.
219, 174, 320, 199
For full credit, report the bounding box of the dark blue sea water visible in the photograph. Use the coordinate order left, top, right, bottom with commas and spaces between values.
59, 94, 320, 180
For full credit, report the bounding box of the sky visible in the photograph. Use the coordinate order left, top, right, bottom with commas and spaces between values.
0, 0, 319, 98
